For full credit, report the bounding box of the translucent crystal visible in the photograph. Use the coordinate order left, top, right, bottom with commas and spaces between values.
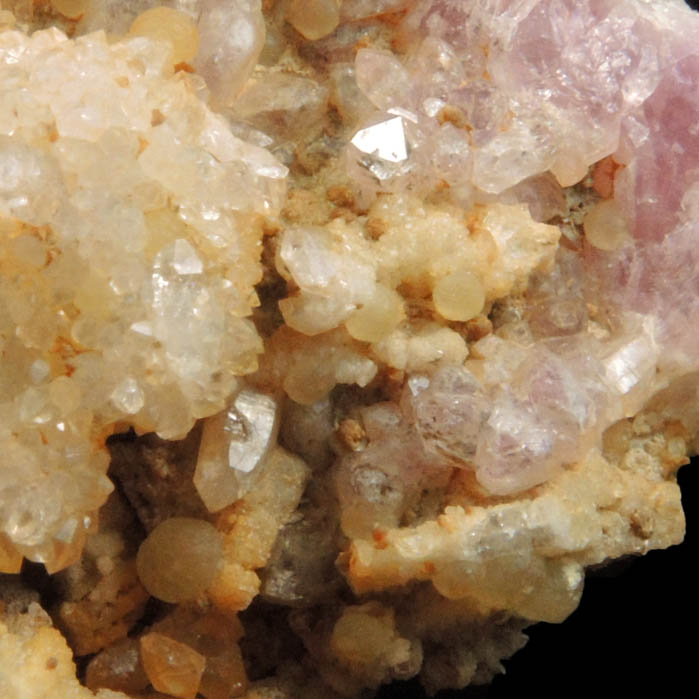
279, 224, 376, 334
109, 378, 145, 416
351, 116, 410, 165
140, 632, 206, 699
229, 71, 329, 143
171, 239, 203, 276
0, 25, 283, 568
409, 366, 489, 463
194, 389, 279, 512
2, 2, 699, 695
194, 0, 266, 107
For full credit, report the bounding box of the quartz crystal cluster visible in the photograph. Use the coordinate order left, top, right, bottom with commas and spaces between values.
0, 0, 697, 697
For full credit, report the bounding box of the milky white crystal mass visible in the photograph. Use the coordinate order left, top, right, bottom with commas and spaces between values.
0, 26, 285, 569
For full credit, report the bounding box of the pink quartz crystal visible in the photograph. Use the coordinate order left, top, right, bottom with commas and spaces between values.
340, 0, 699, 496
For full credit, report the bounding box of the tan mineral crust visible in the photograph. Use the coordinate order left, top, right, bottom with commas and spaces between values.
0, 0, 698, 697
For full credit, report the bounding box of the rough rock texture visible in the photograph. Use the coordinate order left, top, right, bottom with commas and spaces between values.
0, 0, 697, 697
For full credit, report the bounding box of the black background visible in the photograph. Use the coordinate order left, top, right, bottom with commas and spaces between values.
377, 459, 698, 697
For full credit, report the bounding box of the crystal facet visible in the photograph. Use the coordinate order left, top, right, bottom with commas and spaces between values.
0, 1, 698, 696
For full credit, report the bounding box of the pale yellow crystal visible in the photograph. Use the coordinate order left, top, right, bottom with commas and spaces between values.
129, 7, 200, 65
345, 284, 405, 343
209, 447, 310, 613
432, 269, 485, 322
287, 0, 341, 40
347, 445, 684, 623
136, 518, 223, 603
583, 199, 630, 251
372, 322, 468, 372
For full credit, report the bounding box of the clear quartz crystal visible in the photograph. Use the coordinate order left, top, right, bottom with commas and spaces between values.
110, 377, 145, 415
409, 366, 489, 462
194, 388, 280, 512
351, 116, 410, 165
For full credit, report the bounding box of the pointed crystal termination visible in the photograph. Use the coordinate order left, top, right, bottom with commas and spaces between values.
195, 0, 266, 107
140, 632, 206, 699
194, 388, 280, 512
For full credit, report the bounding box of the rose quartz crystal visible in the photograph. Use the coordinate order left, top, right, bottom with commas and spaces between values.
338, 0, 699, 495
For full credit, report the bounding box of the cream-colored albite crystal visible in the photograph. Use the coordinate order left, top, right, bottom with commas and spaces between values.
263, 327, 378, 405
368, 196, 559, 302
372, 322, 468, 373
0, 604, 127, 699
275, 194, 559, 390
208, 446, 310, 613
348, 446, 684, 623
194, 388, 280, 512
0, 27, 286, 570
278, 222, 377, 335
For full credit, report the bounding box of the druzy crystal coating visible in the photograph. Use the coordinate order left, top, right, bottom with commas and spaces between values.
0, 0, 698, 697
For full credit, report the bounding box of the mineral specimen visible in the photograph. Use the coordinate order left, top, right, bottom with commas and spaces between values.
0, 0, 697, 697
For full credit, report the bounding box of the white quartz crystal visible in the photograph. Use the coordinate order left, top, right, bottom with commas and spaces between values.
0, 26, 285, 568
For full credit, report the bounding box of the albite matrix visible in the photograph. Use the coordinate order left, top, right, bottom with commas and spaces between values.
0, 0, 698, 697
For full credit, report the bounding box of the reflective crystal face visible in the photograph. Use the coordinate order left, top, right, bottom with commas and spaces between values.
194, 389, 279, 512
0, 0, 698, 697
351, 116, 409, 165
